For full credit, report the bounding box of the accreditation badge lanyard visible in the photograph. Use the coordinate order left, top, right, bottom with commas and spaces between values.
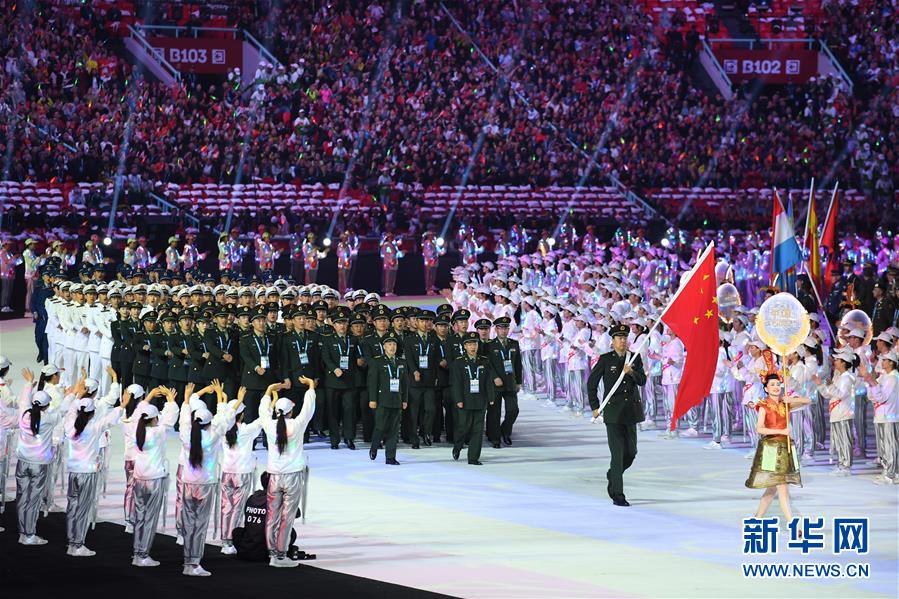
255, 335, 270, 369
497, 341, 513, 374
295, 335, 310, 365
418, 340, 430, 369
386, 361, 400, 393
337, 336, 350, 370
466, 363, 480, 394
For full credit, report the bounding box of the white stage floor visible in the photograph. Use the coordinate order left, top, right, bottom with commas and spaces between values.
1, 318, 896, 598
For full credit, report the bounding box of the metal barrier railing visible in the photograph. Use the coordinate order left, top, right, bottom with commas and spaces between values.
127, 24, 182, 82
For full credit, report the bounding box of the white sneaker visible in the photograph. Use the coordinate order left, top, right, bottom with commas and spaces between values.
48, 503, 65, 513
68, 545, 96, 557
269, 556, 299, 568
176, 534, 184, 546
21, 535, 48, 546
720, 435, 730, 444
835, 468, 852, 477
872, 475, 893, 485
125, 523, 134, 534
1, 307, 12, 313
682, 427, 699, 438
133, 556, 160, 567
703, 441, 722, 450
183, 565, 212, 577
220, 543, 237, 555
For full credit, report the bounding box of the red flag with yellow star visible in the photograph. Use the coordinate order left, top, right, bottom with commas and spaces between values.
660, 243, 719, 430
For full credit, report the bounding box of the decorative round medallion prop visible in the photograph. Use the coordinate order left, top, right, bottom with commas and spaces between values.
756, 292, 810, 356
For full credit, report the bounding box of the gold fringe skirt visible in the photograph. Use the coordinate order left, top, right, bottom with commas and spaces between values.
745, 436, 802, 488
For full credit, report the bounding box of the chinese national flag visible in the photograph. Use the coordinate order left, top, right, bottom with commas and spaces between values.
661, 243, 720, 430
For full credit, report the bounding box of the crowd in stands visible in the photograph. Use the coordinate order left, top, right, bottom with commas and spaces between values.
0, 0, 894, 201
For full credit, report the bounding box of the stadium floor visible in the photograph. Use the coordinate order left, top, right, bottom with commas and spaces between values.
0, 317, 896, 598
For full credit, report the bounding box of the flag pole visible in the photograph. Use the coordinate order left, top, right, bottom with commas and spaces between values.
591, 242, 716, 421
780, 355, 794, 464
801, 177, 815, 254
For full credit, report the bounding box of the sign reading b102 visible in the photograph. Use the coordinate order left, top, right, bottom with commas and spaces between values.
713, 47, 817, 84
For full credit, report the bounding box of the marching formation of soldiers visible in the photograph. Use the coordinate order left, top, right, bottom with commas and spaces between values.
31, 256, 523, 467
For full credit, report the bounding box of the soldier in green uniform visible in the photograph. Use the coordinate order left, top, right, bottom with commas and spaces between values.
150, 312, 176, 391
239, 308, 275, 427
474, 319, 492, 357
451, 332, 496, 465
432, 313, 454, 443
449, 309, 470, 360
359, 304, 393, 442
167, 311, 192, 404
587, 324, 647, 507
322, 306, 358, 450
403, 309, 441, 448
350, 313, 368, 443
485, 316, 522, 447
367, 333, 408, 465
188, 310, 212, 402
204, 306, 237, 397
132, 310, 157, 398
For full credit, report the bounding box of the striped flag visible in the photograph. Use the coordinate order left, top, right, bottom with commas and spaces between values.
770, 190, 802, 287
804, 192, 821, 290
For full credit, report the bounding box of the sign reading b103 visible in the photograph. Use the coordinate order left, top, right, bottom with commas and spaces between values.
146, 37, 242, 74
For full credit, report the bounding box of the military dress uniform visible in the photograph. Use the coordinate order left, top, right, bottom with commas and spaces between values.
367, 334, 409, 464
403, 313, 441, 448
450, 333, 496, 465
321, 307, 359, 449
132, 313, 157, 395
485, 318, 522, 447
587, 325, 647, 506
432, 319, 454, 443
238, 310, 276, 422
203, 310, 238, 399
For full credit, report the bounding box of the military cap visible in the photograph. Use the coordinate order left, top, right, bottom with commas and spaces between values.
372, 304, 391, 320
610, 324, 629, 338
462, 331, 480, 343
330, 307, 351, 323
452, 309, 471, 322
474, 318, 491, 330
493, 316, 512, 327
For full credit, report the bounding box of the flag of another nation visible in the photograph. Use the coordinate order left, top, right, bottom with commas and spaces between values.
771, 192, 802, 278
804, 193, 821, 289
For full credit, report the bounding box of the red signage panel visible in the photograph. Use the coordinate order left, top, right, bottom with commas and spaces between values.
147, 37, 242, 74
714, 48, 818, 84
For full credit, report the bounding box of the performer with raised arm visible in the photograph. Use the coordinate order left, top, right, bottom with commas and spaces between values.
258, 377, 316, 568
